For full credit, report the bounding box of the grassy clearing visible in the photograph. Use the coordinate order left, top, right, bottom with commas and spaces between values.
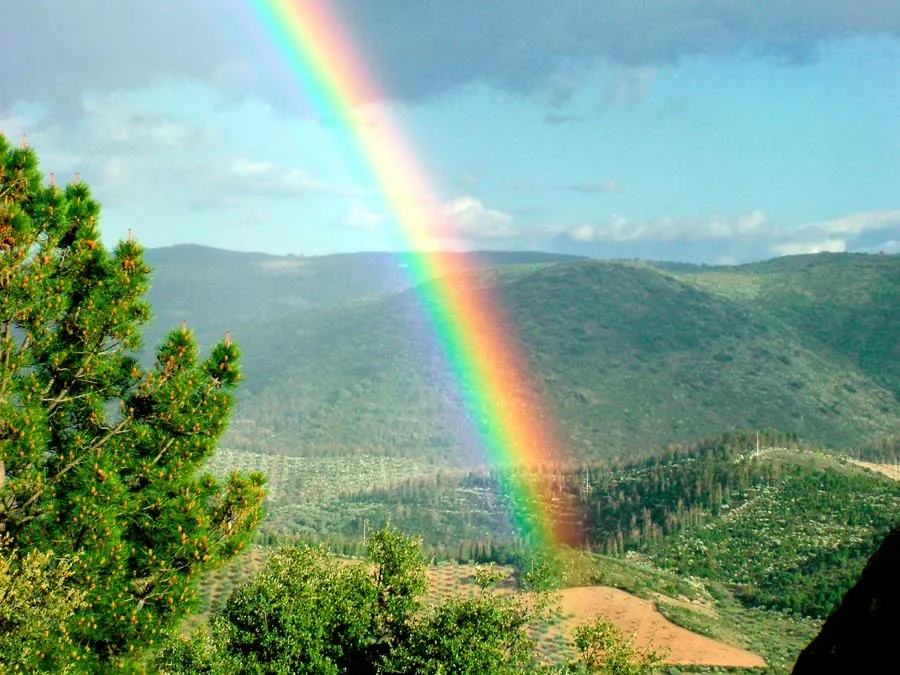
655, 585, 821, 675
555, 548, 708, 603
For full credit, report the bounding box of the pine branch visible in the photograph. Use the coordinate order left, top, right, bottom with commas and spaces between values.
12, 415, 131, 518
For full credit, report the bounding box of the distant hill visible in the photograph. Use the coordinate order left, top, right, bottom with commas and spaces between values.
142, 245, 583, 350
221, 255, 900, 460
674, 253, 900, 397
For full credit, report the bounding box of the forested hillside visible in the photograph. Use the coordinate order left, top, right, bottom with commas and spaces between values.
186, 431, 897, 674
675, 253, 900, 396
212, 255, 900, 461
141, 249, 900, 662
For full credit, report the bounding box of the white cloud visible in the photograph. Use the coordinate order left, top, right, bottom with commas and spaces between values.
569, 224, 597, 242
815, 210, 900, 235
553, 208, 900, 263
736, 209, 767, 234
226, 157, 322, 194
441, 196, 516, 240
12, 88, 328, 209
229, 158, 274, 177
80, 95, 192, 151
771, 210, 900, 256
568, 211, 761, 244
0, 111, 37, 140
774, 238, 847, 256
604, 66, 657, 106
545, 59, 592, 105
11, 91, 206, 205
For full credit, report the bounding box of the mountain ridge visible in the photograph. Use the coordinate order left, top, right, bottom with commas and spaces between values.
212, 254, 900, 461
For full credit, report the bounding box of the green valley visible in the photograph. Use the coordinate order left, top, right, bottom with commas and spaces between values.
194, 434, 899, 673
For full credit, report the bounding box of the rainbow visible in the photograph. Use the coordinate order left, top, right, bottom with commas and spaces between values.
244, 0, 579, 549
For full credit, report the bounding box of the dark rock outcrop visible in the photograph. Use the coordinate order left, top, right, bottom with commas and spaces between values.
792, 526, 900, 673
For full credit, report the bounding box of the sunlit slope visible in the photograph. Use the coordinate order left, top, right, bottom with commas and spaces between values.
225, 258, 899, 460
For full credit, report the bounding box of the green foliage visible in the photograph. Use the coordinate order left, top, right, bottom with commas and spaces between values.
499, 261, 897, 454
157, 528, 570, 675
554, 550, 704, 603
211, 544, 381, 674
219, 428, 896, 630
568, 615, 664, 674
0, 542, 86, 673
153, 624, 224, 675
679, 252, 900, 392
578, 431, 799, 553
0, 138, 266, 670
644, 455, 900, 618
368, 526, 427, 639
157, 528, 422, 674
852, 433, 900, 463
474, 562, 508, 589
516, 548, 564, 592
381, 594, 543, 675
204, 450, 435, 546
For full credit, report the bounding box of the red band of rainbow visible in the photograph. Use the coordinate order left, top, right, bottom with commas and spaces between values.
245, 0, 580, 549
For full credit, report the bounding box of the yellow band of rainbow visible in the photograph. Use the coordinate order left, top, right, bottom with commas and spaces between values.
246, 0, 580, 549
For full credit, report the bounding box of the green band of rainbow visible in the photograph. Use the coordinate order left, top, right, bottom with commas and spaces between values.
246, 0, 579, 549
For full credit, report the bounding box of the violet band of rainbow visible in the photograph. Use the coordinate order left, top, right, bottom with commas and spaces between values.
247, 0, 581, 549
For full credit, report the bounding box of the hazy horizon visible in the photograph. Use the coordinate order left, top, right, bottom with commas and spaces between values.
144, 240, 895, 266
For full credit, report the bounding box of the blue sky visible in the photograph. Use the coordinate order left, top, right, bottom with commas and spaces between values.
1, 1, 898, 263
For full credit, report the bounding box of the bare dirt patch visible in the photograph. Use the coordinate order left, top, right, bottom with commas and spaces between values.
544, 586, 766, 668
424, 564, 766, 669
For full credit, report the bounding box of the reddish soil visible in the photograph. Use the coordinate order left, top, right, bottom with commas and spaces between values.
425, 564, 766, 668
546, 585, 766, 668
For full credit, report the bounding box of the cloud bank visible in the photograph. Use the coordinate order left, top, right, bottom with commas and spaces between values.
3, 0, 900, 112
552, 210, 900, 263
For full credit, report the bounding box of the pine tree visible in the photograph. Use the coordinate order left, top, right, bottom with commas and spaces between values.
0, 135, 266, 670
